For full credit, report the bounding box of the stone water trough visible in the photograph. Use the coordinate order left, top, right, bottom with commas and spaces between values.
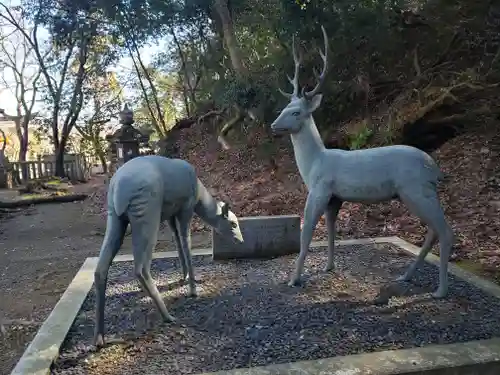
10, 215, 500, 375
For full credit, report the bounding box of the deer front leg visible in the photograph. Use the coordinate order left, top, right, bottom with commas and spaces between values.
176, 208, 197, 297
131, 212, 176, 324
168, 217, 189, 283
289, 191, 331, 287
323, 197, 343, 272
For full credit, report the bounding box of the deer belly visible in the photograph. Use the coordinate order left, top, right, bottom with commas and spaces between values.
334, 182, 397, 203
160, 202, 182, 219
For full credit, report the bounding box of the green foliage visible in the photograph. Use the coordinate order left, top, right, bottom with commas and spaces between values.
294, 0, 309, 11
348, 122, 374, 150
11, 0, 500, 151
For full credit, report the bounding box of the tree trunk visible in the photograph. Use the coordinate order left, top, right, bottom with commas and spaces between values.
55, 142, 66, 177
19, 145, 28, 181
93, 139, 107, 174
98, 152, 107, 174
212, 0, 253, 149
179, 73, 192, 117
213, 0, 246, 77
19, 124, 29, 181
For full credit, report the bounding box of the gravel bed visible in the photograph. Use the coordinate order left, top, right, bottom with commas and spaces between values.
51, 243, 500, 375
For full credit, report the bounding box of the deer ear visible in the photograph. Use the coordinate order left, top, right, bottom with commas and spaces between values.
221, 202, 230, 217
307, 94, 323, 112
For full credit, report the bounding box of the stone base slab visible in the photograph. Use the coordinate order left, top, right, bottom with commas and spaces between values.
212, 215, 300, 260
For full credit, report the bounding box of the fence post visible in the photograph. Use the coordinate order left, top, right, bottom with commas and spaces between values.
37, 161, 42, 179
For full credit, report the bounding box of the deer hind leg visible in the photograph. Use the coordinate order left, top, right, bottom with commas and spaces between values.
130, 210, 176, 323
398, 186, 454, 298
94, 211, 128, 348
323, 197, 343, 272
396, 229, 437, 282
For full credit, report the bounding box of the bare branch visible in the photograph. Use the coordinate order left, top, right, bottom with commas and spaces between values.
0, 2, 56, 100
197, 109, 225, 125
217, 106, 244, 150
120, 9, 167, 136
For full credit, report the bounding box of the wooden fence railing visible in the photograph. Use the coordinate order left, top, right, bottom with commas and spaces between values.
8, 156, 91, 185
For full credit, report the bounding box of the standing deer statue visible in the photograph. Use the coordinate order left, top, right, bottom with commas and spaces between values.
270, 26, 454, 299
94, 155, 244, 347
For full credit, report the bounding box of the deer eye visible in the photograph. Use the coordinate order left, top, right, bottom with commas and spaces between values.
291, 111, 301, 116
231, 221, 238, 229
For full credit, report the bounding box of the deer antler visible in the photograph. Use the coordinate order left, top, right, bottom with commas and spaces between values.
278, 35, 303, 99
303, 25, 329, 100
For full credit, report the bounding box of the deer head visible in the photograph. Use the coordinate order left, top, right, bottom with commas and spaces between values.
214, 201, 244, 243
271, 26, 329, 135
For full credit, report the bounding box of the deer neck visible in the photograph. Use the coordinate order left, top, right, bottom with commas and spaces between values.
290, 116, 325, 184
193, 179, 218, 227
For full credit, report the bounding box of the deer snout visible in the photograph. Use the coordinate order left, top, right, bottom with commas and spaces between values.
270, 122, 286, 137
234, 228, 244, 243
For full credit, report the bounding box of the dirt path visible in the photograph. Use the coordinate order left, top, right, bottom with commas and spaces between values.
0, 178, 210, 375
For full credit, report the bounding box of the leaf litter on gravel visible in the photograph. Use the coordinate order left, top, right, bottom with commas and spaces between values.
52, 243, 500, 375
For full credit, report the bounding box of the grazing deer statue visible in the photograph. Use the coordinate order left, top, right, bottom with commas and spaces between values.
271, 26, 454, 299
94, 155, 244, 347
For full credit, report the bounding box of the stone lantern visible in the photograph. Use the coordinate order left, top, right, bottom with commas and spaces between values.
114, 104, 142, 166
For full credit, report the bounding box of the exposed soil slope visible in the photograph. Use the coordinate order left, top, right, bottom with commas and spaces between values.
171, 125, 500, 276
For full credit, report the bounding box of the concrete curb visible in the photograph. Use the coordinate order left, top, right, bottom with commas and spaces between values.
200, 337, 500, 375
10, 236, 500, 375
9, 257, 98, 375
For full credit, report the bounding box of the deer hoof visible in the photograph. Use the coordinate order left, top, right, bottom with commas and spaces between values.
288, 277, 302, 287
94, 333, 105, 349
162, 313, 176, 323
322, 264, 335, 273
396, 274, 411, 282
182, 275, 199, 284
187, 287, 198, 298
432, 287, 448, 299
